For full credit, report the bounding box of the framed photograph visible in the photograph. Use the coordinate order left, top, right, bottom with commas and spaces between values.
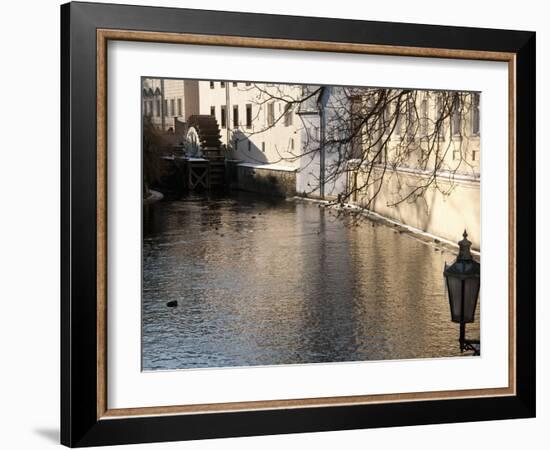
61, 1, 535, 447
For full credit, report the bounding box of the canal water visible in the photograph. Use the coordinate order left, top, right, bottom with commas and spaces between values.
142, 192, 480, 371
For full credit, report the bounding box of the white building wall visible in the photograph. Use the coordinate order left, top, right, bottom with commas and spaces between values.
296, 86, 350, 198
379, 90, 480, 177
351, 89, 481, 247
142, 78, 199, 131
198, 81, 302, 169
183, 80, 200, 120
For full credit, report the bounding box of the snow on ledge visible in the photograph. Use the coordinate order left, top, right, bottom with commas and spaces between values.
237, 162, 297, 173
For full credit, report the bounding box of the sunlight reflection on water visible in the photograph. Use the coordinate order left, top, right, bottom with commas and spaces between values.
142, 192, 479, 370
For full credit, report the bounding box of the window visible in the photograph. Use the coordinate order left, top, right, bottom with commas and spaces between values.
232, 82, 238, 87
453, 149, 461, 160
155, 100, 161, 117
164, 99, 168, 116
245, 82, 251, 86
451, 97, 461, 136
290, 138, 294, 150
267, 102, 275, 127
261, 142, 265, 152
382, 103, 389, 130
209, 81, 214, 89
421, 99, 428, 136
472, 93, 480, 135
395, 104, 402, 136
246, 104, 252, 128
210, 106, 215, 117
220, 105, 226, 128
472, 150, 477, 161
284, 104, 293, 127
248, 140, 252, 152
406, 100, 415, 140
436, 97, 445, 138
452, 112, 461, 135
177, 98, 182, 116
350, 97, 363, 157
220, 81, 226, 88
233, 105, 239, 129
170, 99, 175, 117
375, 148, 383, 164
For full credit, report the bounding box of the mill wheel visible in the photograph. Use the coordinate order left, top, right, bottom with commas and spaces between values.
185, 115, 223, 158
185, 115, 225, 189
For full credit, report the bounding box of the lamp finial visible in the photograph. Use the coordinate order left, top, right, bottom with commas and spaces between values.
458, 230, 472, 260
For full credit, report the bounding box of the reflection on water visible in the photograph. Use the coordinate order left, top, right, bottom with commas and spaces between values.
142, 192, 479, 370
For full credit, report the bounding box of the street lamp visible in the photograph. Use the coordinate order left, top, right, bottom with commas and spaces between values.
443, 230, 480, 355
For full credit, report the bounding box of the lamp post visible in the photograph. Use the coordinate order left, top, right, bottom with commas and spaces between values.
443, 230, 480, 355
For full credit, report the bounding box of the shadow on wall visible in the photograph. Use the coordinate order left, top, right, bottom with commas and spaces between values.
230, 130, 269, 164
236, 165, 296, 198
366, 172, 480, 249
224, 131, 296, 198
297, 147, 348, 200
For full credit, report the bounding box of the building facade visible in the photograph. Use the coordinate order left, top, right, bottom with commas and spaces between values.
349, 89, 481, 248
198, 81, 303, 196
198, 81, 302, 166
142, 78, 199, 132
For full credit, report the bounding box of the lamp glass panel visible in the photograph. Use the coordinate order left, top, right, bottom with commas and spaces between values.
446, 276, 463, 323
462, 277, 480, 323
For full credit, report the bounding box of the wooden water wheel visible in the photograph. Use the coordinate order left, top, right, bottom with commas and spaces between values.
185, 115, 225, 189
186, 115, 223, 159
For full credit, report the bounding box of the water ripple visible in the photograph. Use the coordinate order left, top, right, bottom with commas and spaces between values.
142, 192, 480, 370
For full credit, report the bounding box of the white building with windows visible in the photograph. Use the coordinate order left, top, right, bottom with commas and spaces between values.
349, 89, 481, 247
142, 78, 199, 132
198, 81, 302, 167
